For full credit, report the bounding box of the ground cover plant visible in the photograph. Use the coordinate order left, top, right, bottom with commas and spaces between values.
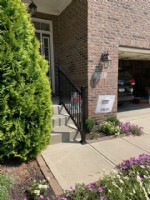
0, 175, 12, 200
0, 0, 52, 162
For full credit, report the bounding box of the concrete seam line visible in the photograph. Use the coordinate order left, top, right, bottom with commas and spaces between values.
36, 155, 64, 198
121, 138, 150, 154
88, 143, 116, 166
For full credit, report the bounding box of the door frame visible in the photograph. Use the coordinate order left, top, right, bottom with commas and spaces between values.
32, 17, 55, 93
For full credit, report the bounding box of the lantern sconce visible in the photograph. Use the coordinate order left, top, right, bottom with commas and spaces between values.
28, 0, 37, 16
101, 51, 112, 68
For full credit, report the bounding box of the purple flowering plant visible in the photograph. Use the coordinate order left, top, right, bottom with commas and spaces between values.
116, 154, 150, 176
59, 182, 107, 200
100, 116, 144, 137
119, 122, 143, 135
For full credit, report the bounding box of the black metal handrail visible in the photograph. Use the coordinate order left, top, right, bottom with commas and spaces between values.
58, 67, 87, 144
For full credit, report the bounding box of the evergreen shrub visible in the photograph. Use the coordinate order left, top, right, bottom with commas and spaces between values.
0, 0, 52, 161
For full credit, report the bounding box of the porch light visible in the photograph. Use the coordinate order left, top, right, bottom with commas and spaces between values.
28, 0, 37, 16
101, 51, 112, 68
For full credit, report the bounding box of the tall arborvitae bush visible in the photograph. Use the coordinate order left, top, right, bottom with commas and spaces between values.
0, 0, 52, 161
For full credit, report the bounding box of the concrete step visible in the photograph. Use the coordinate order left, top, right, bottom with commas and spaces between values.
50, 125, 81, 145
53, 105, 68, 115
52, 114, 74, 128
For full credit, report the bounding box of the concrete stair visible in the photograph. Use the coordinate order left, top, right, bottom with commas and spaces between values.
51, 105, 81, 144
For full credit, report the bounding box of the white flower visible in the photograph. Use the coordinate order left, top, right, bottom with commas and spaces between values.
38, 184, 48, 189
123, 176, 129, 180
33, 190, 40, 196
133, 189, 136, 194
38, 184, 43, 189
119, 179, 124, 184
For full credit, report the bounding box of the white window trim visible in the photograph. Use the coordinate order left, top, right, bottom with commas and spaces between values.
32, 17, 55, 93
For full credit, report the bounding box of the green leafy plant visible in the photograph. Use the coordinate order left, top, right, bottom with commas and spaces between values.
0, 0, 52, 161
89, 133, 98, 140
85, 118, 95, 132
106, 116, 120, 126
0, 175, 12, 200
25, 180, 49, 200
100, 121, 121, 136
129, 124, 143, 135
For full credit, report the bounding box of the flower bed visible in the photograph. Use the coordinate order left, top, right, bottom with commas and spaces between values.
86, 116, 144, 141
21, 154, 150, 200
59, 154, 150, 200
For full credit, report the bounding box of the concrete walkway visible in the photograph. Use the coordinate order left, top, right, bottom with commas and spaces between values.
118, 103, 150, 134
42, 105, 150, 191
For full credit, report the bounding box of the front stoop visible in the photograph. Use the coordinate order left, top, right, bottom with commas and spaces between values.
51, 105, 81, 144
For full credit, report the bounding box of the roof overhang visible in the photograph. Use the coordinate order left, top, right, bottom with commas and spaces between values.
119, 46, 150, 61
22, 0, 72, 15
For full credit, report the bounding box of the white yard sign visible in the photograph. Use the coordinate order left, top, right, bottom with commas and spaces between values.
95, 95, 115, 113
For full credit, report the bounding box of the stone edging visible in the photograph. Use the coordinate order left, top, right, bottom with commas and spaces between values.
37, 155, 63, 199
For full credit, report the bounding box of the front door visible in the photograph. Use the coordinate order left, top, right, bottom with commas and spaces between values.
32, 18, 55, 93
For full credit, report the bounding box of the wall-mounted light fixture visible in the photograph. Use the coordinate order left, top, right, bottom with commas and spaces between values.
101, 51, 112, 68
28, 0, 37, 16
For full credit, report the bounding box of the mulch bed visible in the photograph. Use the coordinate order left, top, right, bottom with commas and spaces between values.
86, 131, 134, 144
0, 158, 54, 200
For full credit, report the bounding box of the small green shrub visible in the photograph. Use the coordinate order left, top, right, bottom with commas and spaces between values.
85, 118, 95, 132
0, 175, 12, 200
25, 180, 49, 200
129, 124, 143, 135
89, 133, 98, 140
106, 116, 120, 126
100, 121, 121, 136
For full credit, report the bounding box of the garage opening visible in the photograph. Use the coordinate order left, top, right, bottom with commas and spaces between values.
118, 46, 150, 111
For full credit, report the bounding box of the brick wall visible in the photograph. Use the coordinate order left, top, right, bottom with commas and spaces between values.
34, 1, 150, 123
87, 0, 150, 122
58, 0, 88, 89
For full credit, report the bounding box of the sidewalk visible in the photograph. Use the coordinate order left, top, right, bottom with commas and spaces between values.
41, 107, 150, 193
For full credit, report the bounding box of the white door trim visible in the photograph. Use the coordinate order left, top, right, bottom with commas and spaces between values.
32, 17, 55, 93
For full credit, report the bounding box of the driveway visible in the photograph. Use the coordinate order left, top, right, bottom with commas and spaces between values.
117, 103, 150, 134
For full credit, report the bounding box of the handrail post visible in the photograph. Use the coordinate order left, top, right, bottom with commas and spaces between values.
58, 67, 62, 105
80, 86, 87, 145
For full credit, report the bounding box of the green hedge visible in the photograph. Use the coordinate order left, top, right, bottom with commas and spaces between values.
0, 0, 52, 161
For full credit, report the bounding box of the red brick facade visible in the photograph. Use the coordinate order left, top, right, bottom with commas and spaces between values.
35, 0, 150, 122
87, 0, 150, 122
58, 0, 88, 88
